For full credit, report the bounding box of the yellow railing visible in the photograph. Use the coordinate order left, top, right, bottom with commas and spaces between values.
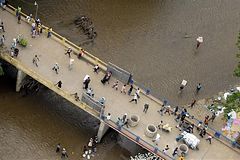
0, 50, 100, 119
6, 4, 107, 71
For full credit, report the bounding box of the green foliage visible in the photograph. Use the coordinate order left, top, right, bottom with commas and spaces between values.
223, 92, 240, 119
0, 65, 4, 76
19, 38, 28, 47
235, 31, 240, 77
234, 63, 240, 77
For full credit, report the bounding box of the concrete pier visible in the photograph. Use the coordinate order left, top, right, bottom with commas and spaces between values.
97, 120, 109, 142
16, 69, 26, 92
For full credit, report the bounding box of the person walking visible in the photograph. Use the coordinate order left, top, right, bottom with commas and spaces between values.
172, 147, 178, 157
65, 47, 72, 58
199, 128, 206, 138
106, 113, 111, 120
204, 115, 209, 127
17, 13, 21, 24
121, 84, 127, 94
93, 64, 99, 73
129, 93, 138, 104
52, 63, 60, 74
0, 35, 5, 46
157, 120, 164, 129
196, 83, 202, 93
122, 113, 127, 123
128, 84, 133, 96
56, 143, 61, 152
68, 58, 74, 70
61, 148, 68, 158
55, 81, 62, 88
136, 88, 140, 98
164, 105, 171, 115
162, 145, 170, 154
173, 106, 179, 116
190, 99, 196, 108
16, 6, 21, 17
157, 107, 164, 116
112, 80, 119, 90
206, 135, 213, 144
83, 77, 91, 90
47, 27, 52, 38
0, 22, 5, 32
101, 71, 111, 85
196, 36, 203, 49
152, 133, 160, 146
209, 112, 216, 122
143, 103, 149, 113
32, 55, 40, 67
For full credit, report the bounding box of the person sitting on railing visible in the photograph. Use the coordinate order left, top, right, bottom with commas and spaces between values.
47, 27, 52, 38
98, 97, 106, 106
70, 92, 80, 101
78, 48, 85, 59
86, 88, 94, 97
26, 14, 33, 23
106, 113, 111, 120
35, 18, 41, 27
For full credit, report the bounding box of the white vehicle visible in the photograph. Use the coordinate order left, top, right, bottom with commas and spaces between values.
181, 131, 200, 149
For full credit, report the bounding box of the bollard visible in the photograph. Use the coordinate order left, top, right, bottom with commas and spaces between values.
62, 37, 66, 45
136, 136, 140, 142
214, 131, 221, 138
153, 147, 158, 154
232, 141, 236, 148
146, 89, 150, 95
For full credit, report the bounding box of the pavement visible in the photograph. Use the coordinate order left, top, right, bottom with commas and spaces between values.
0, 8, 239, 160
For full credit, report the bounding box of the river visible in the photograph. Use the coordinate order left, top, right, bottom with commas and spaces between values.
1, 0, 240, 159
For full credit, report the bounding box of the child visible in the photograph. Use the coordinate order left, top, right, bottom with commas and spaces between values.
112, 80, 119, 90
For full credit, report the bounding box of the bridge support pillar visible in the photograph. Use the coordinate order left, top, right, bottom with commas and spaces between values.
97, 120, 109, 142
16, 69, 26, 92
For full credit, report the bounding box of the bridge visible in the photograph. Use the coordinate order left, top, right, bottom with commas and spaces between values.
0, 5, 239, 160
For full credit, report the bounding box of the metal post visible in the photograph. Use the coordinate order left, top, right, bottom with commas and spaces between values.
34, 1, 38, 20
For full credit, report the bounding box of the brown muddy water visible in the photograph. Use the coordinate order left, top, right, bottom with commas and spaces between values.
2, 0, 240, 159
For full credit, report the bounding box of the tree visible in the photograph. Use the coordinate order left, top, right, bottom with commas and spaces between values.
234, 31, 240, 77
223, 92, 240, 119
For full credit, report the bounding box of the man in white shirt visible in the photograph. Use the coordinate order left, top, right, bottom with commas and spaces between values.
196, 36, 203, 49
152, 133, 160, 145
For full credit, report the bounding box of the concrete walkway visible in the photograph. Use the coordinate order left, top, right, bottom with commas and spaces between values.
0, 9, 239, 160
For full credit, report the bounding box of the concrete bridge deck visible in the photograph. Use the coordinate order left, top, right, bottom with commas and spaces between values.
0, 7, 239, 160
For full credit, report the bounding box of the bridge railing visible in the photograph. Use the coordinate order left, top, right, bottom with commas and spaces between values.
5, 4, 108, 71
